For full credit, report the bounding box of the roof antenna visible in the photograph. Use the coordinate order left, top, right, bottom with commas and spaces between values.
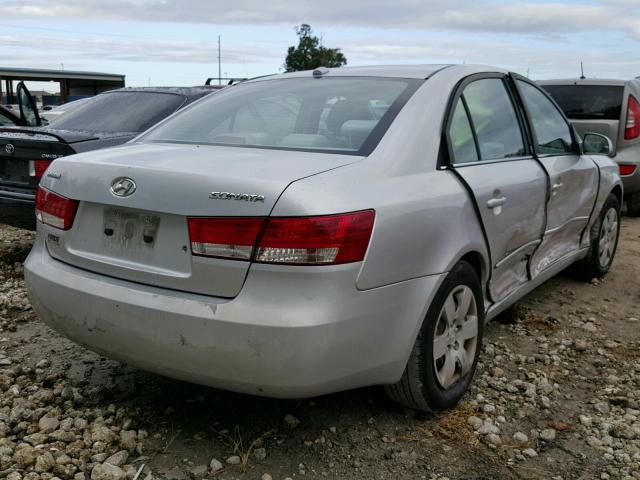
580, 61, 586, 80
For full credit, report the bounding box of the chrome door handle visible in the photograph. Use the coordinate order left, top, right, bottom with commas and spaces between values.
487, 197, 507, 209
551, 182, 563, 196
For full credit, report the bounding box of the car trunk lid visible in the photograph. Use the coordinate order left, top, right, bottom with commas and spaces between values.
41, 142, 361, 297
0, 130, 77, 190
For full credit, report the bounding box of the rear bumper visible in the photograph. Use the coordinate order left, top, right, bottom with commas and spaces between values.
25, 231, 444, 398
621, 170, 640, 197
0, 187, 35, 229
615, 148, 640, 196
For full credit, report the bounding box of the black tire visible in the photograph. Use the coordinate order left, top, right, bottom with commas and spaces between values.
573, 193, 620, 280
385, 261, 484, 412
627, 192, 640, 217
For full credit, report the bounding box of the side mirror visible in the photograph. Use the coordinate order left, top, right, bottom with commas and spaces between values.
582, 132, 614, 158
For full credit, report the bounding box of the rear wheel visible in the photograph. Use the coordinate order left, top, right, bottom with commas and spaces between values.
573, 193, 620, 280
385, 261, 484, 412
627, 192, 640, 217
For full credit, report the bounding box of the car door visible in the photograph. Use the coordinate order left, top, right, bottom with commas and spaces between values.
446, 74, 548, 302
16, 82, 42, 127
513, 76, 599, 276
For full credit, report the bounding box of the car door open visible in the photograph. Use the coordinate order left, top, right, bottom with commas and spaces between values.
446, 75, 547, 303
16, 81, 42, 127
513, 77, 599, 276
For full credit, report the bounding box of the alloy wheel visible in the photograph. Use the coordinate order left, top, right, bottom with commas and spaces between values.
598, 207, 618, 268
433, 285, 479, 389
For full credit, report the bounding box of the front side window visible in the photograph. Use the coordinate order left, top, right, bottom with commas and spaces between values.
517, 80, 574, 155
462, 78, 526, 160
140, 77, 420, 155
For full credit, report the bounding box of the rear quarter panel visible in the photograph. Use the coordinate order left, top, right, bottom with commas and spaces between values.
274, 164, 487, 290
272, 66, 492, 290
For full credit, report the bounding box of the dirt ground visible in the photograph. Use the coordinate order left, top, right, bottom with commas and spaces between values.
0, 217, 639, 480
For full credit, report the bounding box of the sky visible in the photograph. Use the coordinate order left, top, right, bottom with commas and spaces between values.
0, 0, 639, 88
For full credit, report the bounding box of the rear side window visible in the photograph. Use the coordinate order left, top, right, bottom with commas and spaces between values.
517, 81, 574, 155
52, 92, 186, 133
461, 78, 525, 160
140, 77, 420, 155
541, 84, 623, 120
448, 99, 479, 163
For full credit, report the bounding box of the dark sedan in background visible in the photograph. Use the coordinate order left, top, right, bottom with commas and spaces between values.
0, 86, 216, 228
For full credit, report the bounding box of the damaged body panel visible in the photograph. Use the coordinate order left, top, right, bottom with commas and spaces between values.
25, 65, 622, 408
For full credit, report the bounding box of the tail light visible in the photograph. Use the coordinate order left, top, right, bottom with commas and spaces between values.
620, 164, 637, 176
35, 186, 79, 230
625, 95, 640, 140
28, 160, 52, 178
188, 217, 264, 260
256, 211, 375, 265
187, 210, 375, 265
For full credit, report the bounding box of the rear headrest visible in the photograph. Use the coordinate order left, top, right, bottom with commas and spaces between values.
280, 134, 335, 148
211, 133, 272, 145
325, 99, 372, 134
340, 120, 377, 148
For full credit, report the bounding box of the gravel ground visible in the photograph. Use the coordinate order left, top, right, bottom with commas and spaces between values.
0, 218, 638, 480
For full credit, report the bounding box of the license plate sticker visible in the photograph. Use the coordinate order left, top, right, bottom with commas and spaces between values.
103, 208, 160, 250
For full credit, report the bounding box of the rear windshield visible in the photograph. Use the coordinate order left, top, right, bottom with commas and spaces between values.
541, 85, 624, 120
51, 92, 186, 133
139, 77, 421, 155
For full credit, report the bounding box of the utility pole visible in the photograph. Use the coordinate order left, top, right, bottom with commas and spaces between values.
218, 36, 221, 86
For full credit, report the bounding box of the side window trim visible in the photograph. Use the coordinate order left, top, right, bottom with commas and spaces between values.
503, 77, 535, 156
460, 94, 482, 162
509, 73, 580, 157
442, 72, 532, 167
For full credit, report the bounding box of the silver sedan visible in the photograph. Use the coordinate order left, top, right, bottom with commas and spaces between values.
24, 65, 622, 412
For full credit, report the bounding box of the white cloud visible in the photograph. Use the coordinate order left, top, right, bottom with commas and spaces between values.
2, 32, 634, 81
0, 34, 278, 65
1, 0, 640, 38
0, 0, 639, 82
335, 34, 639, 78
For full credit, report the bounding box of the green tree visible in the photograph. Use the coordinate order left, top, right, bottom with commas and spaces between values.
284, 24, 347, 72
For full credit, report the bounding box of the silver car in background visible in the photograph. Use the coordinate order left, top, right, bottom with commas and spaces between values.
539, 78, 640, 215
25, 65, 622, 412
